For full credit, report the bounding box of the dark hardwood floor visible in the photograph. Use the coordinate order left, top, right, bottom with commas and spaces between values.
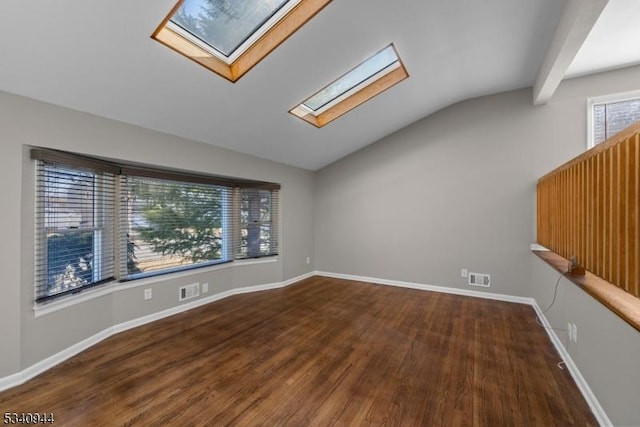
0, 276, 597, 426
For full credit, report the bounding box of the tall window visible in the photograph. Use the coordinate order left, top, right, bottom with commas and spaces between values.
32, 149, 280, 302
34, 154, 117, 302
235, 188, 279, 258
589, 90, 640, 147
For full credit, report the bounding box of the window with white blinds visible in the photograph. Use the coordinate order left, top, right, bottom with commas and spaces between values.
33, 151, 118, 302
234, 188, 279, 259
120, 175, 233, 279
32, 148, 280, 302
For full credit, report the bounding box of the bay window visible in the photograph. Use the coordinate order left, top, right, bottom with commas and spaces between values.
32, 148, 280, 302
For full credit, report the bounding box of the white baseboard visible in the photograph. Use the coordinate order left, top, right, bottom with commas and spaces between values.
15, 328, 115, 391
0, 271, 314, 393
316, 271, 535, 305
316, 270, 610, 427
531, 302, 612, 427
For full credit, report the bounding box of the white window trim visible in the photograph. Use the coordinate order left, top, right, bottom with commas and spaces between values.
586, 89, 640, 149
33, 256, 279, 318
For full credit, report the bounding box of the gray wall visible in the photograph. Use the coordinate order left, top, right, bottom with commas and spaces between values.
0, 90, 315, 376
532, 255, 640, 427
315, 65, 640, 297
2, 60, 639, 424
315, 64, 640, 425
315, 87, 559, 296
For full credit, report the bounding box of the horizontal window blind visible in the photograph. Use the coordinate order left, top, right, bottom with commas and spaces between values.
31, 147, 281, 301
120, 175, 233, 279
34, 160, 116, 301
234, 188, 279, 259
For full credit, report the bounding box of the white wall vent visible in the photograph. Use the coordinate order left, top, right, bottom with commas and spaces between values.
179, 282, 200, 301
468, 272, 490, 287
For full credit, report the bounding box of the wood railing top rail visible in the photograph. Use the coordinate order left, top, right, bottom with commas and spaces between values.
539, 121, 640, 181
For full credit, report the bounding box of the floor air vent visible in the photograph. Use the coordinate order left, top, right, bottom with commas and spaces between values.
179, 283, 200, 301
468, 272, 490, 287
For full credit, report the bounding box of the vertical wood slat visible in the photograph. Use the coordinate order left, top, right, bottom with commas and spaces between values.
625, 137, 634, 294
612, 144, 620, 288
591, 156, 596, 274
536, 122, 640, 298
585, 157, 592, 273
604, 148, 611, 283
570, 166, 575, 262
619, 142, 628, 291
595, 155, 600, 277
580, 161, 585, 268
635, 134, 640, 297
561, 170, 566, 258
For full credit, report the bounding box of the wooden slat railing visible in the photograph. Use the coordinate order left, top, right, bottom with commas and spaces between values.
537, 121, 640, 298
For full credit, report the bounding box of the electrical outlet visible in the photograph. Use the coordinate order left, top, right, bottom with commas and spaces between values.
202, 283, 208, 293
306, 256, 311, 265
144, 288, 152, 300
567, 323, 578, 342
461, 268, 468, 278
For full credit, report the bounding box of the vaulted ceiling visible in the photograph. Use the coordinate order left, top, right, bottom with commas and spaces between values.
0, 0, 636, 170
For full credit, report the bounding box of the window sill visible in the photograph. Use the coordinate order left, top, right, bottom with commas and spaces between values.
533, 249, 640, 333
33, 257, 279, 318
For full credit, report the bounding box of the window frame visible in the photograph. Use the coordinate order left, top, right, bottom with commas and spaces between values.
33, 156, 119, 303
586, 89, 640, 149
152, 0, 332, 82
119, 174, 234, 282
235, 187, 280, 259
301, 44, 401, 113
290, 43, 409, 128
31, 148, 281, 304
166, 0, 301, 63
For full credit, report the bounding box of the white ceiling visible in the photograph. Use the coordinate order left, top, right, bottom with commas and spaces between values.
0, 0, 634, 171
566, 0, 640, 78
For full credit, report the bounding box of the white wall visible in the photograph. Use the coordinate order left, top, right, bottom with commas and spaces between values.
314, 64, 640, 425
0, 90, 315, 377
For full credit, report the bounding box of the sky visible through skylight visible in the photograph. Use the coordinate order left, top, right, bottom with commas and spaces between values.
171, 0, 289, 57
303, 45, 399, 112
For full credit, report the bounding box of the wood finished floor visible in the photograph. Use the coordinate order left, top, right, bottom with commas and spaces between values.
0, 276, 597, 426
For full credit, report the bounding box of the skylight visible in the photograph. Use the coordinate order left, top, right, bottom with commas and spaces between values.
290, 44, 409, 127
169, 0, 293, 60
153, 0, 331, 82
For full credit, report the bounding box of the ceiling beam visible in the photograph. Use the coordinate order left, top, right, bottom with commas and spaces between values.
533, 0, 608, 106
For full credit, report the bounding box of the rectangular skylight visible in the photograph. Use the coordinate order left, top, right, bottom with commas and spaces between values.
290, 43, 408, 127
303, 45, 400, 112
169, 0, 294, 60
152, 0, 331, 82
